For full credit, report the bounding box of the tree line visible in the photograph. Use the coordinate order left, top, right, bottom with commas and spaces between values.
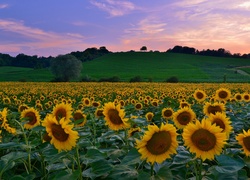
166, 45, 250, 58
0, 45, 249, 69
0, 46, 111, 69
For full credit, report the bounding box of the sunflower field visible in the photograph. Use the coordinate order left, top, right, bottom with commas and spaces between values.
0, 82, 250, 180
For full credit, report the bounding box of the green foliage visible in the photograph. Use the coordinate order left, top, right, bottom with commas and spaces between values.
130, 75, 143, 82
165, 76, 179, 83
50, 54, 82, 82
98, 76, 120, 82
1, 52, 250, 82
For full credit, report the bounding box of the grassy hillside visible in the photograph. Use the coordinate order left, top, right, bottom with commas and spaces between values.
82, 52, 250, 82
0, 52, 249, 82
0, 66, 53, 82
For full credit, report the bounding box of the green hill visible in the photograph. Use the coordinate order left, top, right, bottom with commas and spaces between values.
82, 52, 250, 82
0, 52, 249, 82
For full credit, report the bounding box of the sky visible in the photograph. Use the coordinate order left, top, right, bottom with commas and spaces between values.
0, 0, 250, 57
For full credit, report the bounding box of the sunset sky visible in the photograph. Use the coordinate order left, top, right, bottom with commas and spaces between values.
0, 0, 250, 57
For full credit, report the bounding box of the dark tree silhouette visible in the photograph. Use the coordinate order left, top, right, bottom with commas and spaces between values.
50, 54, 82, 82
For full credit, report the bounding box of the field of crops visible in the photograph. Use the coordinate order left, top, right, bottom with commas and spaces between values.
0, 82, 250, 179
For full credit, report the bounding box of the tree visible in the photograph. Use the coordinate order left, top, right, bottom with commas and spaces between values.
140, 46, 147, 52
50, 54, 82, 82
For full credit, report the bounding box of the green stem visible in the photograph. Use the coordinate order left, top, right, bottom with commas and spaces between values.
194, 158, 203, 180
194, 160, 199, 180
151, 163, 154, 176
124, 128, 129, 150
76, 145, 83, 180
91, 115, 96, 146
15, 120, 32, 173
199, 159, 203, 180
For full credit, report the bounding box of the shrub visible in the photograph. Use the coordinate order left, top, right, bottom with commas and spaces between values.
98, 76, 120, 82
165, 76, 179, 83
130, 76, 143, 82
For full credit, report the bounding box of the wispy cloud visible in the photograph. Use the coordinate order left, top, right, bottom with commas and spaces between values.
90, 0, 136, 16
117, 0, 250, 54
0, 4, 8, 9
0, 19, 90, 56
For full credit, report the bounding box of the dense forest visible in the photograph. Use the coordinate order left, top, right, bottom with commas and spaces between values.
0, 45, 249, 69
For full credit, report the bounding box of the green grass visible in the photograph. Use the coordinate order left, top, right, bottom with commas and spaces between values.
0, 66, 53, 82
82, 52, 250, 82
0, 52, 250, 82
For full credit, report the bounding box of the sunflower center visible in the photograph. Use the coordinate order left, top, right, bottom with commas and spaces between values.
212, 118, 225, 131
73, 113, 83, 120
177, 112, 192, 125
191, 129, 216, 151
244, 95, 249, 100
218, 91, 228, 99
135, 104, 142, 109
196, 92, 204, 99
164, 110, 172, 117
96, 109, 103, 117
51, 124, 69, 142
107, 109, 123, 125
146, 131, 171, 155
147, 114, 153, 121
25, 112, 37, 125
207, 106, 222, 115
243, 136, 250, 151
55, 108, 66, 120
236, 95, 242, 100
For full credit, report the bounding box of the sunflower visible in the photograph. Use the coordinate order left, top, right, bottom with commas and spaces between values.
73, 110, 87, 127
119, 100, 125, 107
203, 102, 225, 116
179, 101, 191, 108
21, 107, 41, 129
236, 129, 250, 156
95, 108, 104, 118
206, 112, 232, 138
0, 108, 8, 128
215, 88, 231, 101
103, 102, 130, 131
128, 127, 141, 137
162, 108, 174, 120
3, 97, 11, 104
145, 112, 154, 121
52, 102, 72, 121
0, 108, 16, 135
136, 123, 178, 164
182, 120, 227, 161
92, 101, 100, 108
151, 100, 159, 107
18, 104, 29, 112
242, 93, 250, 102
135, 103, 143, 110
82, 98, 91, 106
193, 89, 207, 102
35, 103, 43, 111
234, 93, 242, 101
42, 114, 79, 152
173, 107, 196, 129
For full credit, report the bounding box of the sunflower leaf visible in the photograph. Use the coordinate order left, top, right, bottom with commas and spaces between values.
107, 165, 138, 179
90, 159, 113, 177
121, 147, 141, 166
215, 154, 245, 173
0, 142, 21, 149
172, 146, 192, 165
154, 165, 173, 180
83, 148, 106, 164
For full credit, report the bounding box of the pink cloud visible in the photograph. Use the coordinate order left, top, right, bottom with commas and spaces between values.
0, 19, 92, 56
